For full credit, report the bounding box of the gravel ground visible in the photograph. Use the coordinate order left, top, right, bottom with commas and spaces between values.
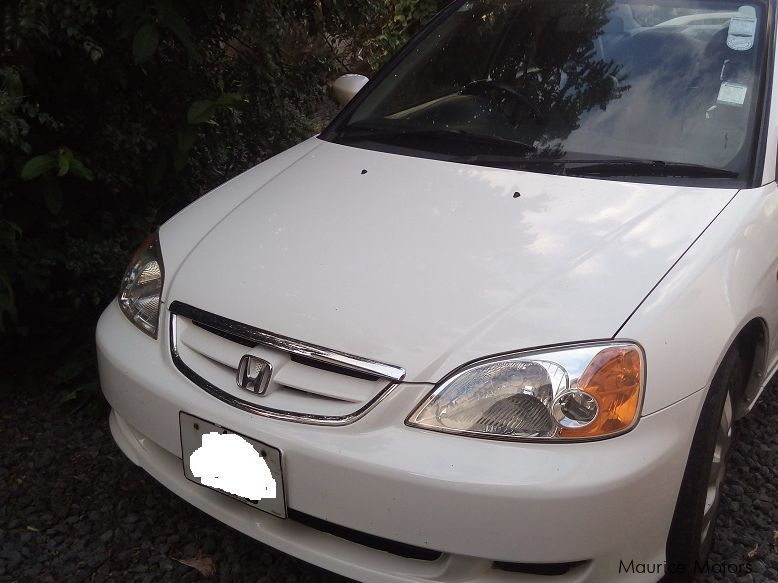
0, 381, 776, 583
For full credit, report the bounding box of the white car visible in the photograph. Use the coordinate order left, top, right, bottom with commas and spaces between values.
97, 1, 777, 581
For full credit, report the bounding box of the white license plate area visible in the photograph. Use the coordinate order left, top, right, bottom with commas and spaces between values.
180, 412, 286, 518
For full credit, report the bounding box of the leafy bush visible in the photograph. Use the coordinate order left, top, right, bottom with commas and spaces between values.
0, 0, 444, 392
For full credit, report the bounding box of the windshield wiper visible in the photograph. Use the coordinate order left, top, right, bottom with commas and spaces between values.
336, 128, 736, 179
556, 159, 738, 179
338, 126, 470, 141
336, 124, 536, 153
464, 156, 738, 179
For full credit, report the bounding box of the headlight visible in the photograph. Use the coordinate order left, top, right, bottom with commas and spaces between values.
118, 233, 164, 339
407, 343, 644, 441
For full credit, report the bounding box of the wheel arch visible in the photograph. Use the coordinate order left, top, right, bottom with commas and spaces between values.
728, 317, 769, 418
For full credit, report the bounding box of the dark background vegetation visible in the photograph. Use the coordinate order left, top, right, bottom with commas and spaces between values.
0, 0, 444, 399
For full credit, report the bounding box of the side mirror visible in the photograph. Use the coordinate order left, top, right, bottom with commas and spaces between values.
331, 74, 369, 106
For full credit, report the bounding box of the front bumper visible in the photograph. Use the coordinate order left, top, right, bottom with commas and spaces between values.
97, 302, 706, 582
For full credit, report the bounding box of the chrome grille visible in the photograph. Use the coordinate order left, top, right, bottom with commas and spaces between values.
168, 302, 404, 425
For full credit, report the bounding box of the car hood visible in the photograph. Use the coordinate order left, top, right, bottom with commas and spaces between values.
167, 140, 737, 382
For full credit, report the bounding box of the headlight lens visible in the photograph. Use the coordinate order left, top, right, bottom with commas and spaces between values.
407, 343, 643, 441
118, 233, 164, 338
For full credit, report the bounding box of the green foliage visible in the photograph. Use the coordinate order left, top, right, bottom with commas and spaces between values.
0, 0, 442, 389
319, 0, 447, 75
366, 0, 440, 70
21, 147, 93, 181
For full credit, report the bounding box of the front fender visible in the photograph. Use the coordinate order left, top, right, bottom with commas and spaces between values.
620, 183, 778, 415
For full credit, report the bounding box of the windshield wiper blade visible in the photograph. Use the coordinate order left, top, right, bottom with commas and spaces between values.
463, 156, 738, 178
562, 159, 739, 179
336, 128, 732, 178
337, 124, 536, 153
338, 126, 465, 140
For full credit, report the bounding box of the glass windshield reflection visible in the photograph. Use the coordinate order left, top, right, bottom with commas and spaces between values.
330, 0, 767, 181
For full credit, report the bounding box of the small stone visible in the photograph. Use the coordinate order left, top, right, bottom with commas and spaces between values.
751, 560, 766, 574
202, 537, 216, 554
87, 553, 107, 569
0, 549, 22, 564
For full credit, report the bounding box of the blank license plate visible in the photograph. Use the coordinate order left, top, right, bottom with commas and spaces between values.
180, 412, 286, 518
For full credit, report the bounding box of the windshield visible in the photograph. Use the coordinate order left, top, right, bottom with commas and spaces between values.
325, 0, 768, 184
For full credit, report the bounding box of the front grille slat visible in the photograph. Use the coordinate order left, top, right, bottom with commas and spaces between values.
192, 319, 256, 348
272, 361, 373, 404
171, 301, 405, 382
180, 323, 247, 369
289, 353, 380, 382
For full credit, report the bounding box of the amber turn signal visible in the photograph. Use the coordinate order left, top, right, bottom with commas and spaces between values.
559, 346, 643, 438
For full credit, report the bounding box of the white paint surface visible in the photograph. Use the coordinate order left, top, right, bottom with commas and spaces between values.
167, 139, 737, 399
189, 432, 276, 500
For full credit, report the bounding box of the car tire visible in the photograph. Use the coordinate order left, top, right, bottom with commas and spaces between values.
664, 344, 742, 582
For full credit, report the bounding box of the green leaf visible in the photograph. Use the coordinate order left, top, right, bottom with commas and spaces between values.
20, 154, 57, 180
84, 40, 104, 63
133, 23, 160, 64
57, 147, 72, 176
187, 100, 216, 124
216, 92, 245, 107
69, 158, 94, 181
58, 381, 98, 405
